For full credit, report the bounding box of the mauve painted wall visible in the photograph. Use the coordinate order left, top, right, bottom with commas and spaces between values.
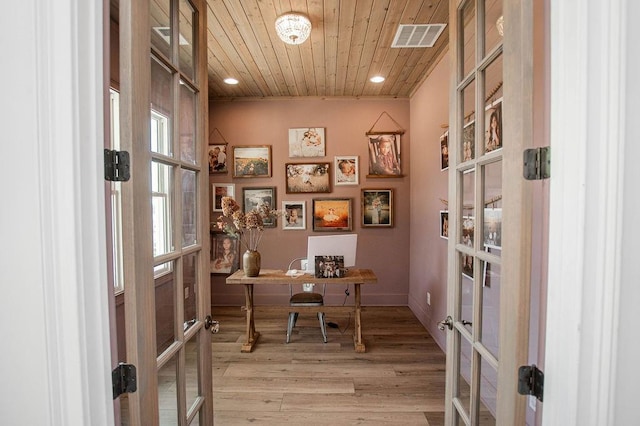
208, 98, 411, 306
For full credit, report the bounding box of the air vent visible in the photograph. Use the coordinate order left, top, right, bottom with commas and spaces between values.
391, 24, 446, 48
152, 27, 190, 46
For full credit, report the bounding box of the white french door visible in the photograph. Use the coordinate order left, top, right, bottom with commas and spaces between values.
443, 0, 534, 424
111, 0, 213, 424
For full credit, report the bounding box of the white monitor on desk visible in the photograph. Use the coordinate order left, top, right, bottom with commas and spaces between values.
305, 234, 357, 275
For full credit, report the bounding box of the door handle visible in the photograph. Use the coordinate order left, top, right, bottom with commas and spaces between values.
204, 315, 220, 334
438, 315, 453, 331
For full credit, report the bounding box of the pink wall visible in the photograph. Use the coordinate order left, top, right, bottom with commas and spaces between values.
208, 98, 411, 306
407, 53, 451, 349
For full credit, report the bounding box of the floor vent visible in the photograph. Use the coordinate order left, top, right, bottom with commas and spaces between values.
391, 24, 446, 48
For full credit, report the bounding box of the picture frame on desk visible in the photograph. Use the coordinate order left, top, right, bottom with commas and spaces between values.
210, 232, 240, 275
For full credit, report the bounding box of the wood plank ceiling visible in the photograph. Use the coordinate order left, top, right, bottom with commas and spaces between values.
206, 0, 450, 100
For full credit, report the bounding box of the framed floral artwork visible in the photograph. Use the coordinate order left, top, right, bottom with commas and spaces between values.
242, 186, 277, 228
232, 145, 272, 178
334, 156, 359, 186
366, 133, 402, 177
288, 128, 325, 157
312, 198, 353, 231
361, 189, 393, 227
212, 183, 235, 212
285, 162, 331, 194
282, 201, 306, 230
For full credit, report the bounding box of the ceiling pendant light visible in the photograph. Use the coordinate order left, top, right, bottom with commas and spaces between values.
275, 13, 312, 45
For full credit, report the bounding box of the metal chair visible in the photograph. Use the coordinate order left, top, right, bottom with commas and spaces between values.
285, 259, 327, 343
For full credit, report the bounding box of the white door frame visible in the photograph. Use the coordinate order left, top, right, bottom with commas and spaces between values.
1, 0, 114, 425
544, 0, 638, 424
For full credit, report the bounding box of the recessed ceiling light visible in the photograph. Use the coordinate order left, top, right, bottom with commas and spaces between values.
370, 75, 385, 83
224, 78, 239, 85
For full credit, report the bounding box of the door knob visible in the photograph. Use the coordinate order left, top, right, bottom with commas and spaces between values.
204, 315, 220, 334
438, 315, 453, 331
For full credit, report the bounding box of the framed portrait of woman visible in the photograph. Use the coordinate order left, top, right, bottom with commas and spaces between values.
210, 233, 240, 275
485, 98, 503, 153
366, 133, 402, 177
361, 189, 393, 227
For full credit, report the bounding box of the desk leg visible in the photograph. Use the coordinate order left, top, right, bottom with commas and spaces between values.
353, 283, 366, 353
241, 283, 259, 352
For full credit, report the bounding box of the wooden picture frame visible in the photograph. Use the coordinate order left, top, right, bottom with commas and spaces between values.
208, 143, 228, 174
483, 207, 502, 249
312, 198, 353, 231
361, 189, 393, 227
212, 183, 235, 212
485, 98, 503, 153
210, 232, 240, 275
288, 127, 326, 157
463, 121, 475, 162
440, 210, 449, 239
285, 162, 331, 194
232, 145, 272, 178
282, 201, 306, 230
242, 186, 277, 228
366, 133, 402, 177
334, 155, 359, 186
440, 131, 449, 171
461, 215, 475, 278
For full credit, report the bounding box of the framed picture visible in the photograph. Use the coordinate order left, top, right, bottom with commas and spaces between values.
312, 198, 353, 231
463, 121, 475, 162
361, 189, 393, 227
285, 162, 331, 194
212, 183, 235, 212
461, 216, 475, 278
366, 133, 402, 177
485, 98, 503, 153
334, 156, 359, 186
208, 143, 228, 174
282, 201, 306, 230
242, 187, 277, 227
232, 145, 272, 178
288, 128, 326, 157
440, 210, 449, 239
210, 233, 240, 275
440, 131, 449, 171
483, 208, 502, 249
314, 255, 346, 278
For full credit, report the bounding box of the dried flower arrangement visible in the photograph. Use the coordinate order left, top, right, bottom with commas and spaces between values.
216, 196, 280, 251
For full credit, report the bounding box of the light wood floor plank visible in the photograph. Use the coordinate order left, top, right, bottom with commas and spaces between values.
214, 411, 431, 425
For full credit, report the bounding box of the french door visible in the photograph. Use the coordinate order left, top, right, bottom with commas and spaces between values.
111, 0, 212, 424
443, 0, 533, 424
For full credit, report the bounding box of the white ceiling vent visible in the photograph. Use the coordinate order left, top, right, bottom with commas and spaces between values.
152, 27, 190, 46
391, 24, 446, 48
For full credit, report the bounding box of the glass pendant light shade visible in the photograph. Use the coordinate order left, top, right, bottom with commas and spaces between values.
275, 13, 312, 45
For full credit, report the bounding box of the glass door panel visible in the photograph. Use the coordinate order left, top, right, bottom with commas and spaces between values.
460, 265, 474, 334
151, 0, 172, 60
151, 58, 174, 157
179, 83, 197, 164
481, 260, 500, 360
482, 56, 503, 156
483, 0, 503, 56
155, 261, 177, 356
461, 0, 476, 79
185, 337, 200, 417
478, 359, 497, 425
183, 252, 197, 329
182, 170, 197, 247
152, 161, 175, 258
461, 81, 476, 163
455, 335, 474, 421
482, 160, 502, 255
158, 355, 179, 426
178, 0, 195, 80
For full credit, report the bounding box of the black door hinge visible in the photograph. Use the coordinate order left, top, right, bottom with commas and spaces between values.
112, 363, 137, 399
518, 364, 544, 402
523, 147, 550, 180
104, 149, 130, 182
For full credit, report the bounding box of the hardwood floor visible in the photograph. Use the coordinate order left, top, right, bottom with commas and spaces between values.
211, 306, 446, 425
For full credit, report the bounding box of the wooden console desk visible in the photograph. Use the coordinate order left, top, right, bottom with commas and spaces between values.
226, 268, 377, 353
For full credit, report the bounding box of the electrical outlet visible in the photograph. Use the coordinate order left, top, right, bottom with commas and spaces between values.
528, 395, 536, 411
427, 292, 431, 306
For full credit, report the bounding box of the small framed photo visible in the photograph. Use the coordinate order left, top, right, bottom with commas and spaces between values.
463, 121, 475, 162
285, 162, 331, 194
208, 144, 228, 174
312, 198, 353, 232
361, 189, 393, 227
440, 210, 449, 239
212, 183, 235, 212
288, 128, 325, 157
314, 255, 346, 278
210, 233, 240, 275
485, 98, 503, 153
232, 145, 272, 178
242, 187, 277, 228
483, 208, 502, 249
461, 216, 475, 278
282, 201, 306, 230
367, 133, 402, 177
440, 131, 449, 171
334, 156, 359, 186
